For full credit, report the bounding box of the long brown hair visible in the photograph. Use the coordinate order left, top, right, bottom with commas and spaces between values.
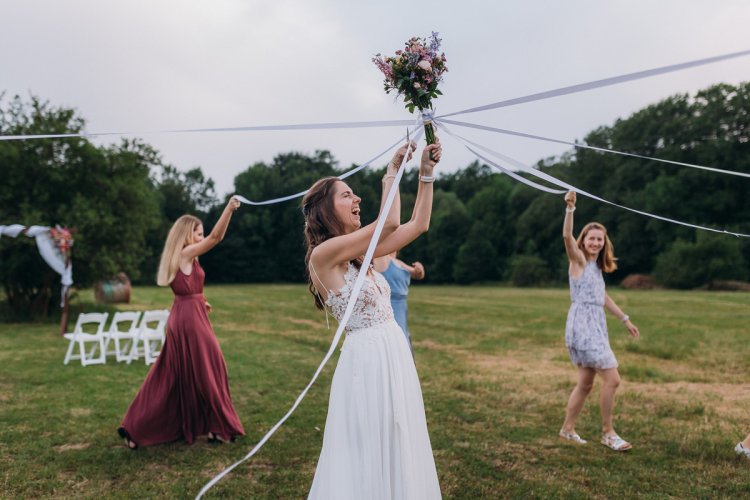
156, 215, 202, 286
576, 222, 618, 273
302, 177, 358, 310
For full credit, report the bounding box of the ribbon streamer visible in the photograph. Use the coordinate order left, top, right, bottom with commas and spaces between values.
233, 135, 406, 206
439, 119, 750, 179
434, 121, 565, 194
439, 48, 750, 118
0, 119, 413, 142
438, 123, 750, 238
2, 49, 747, 143
195, 127, 424, 499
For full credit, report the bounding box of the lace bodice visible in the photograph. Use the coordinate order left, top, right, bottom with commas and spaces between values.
324, 262, 395, 331
569, 260, 605, 306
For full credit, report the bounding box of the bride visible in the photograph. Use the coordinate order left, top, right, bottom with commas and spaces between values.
302, 138, 443, 499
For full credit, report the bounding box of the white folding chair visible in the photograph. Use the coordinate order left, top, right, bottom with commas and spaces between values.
104, 311, 142, 362
127, 310, 169, 365
63, 312, 110, 366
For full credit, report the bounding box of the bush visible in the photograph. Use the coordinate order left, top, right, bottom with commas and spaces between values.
509, 254, 550, 287
653, 234, 748, 289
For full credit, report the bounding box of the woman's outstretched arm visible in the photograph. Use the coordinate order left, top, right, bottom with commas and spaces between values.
604, 293, 640, 338
182, 197, 240, 261
563, 191, 586, 270
375, 140, 442, 256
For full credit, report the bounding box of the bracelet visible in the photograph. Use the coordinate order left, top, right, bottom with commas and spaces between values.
565, 207, 576, 213
620, 315, 630, 323
419, 175, 435, 183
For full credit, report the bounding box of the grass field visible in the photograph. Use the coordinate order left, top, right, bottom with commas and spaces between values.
1, 284, 749, 498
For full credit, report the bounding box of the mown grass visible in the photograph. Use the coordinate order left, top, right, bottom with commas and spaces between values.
1, 285, 749, 498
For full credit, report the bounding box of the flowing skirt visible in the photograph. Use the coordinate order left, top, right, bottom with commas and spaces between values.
309, 319, 441, 500
565, 303, 618, 370
119, 296, 245, 446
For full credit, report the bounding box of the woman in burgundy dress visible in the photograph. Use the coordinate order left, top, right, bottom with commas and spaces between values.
118, 197, 245, 449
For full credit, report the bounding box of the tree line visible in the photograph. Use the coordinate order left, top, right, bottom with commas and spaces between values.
1, 82, 748, 316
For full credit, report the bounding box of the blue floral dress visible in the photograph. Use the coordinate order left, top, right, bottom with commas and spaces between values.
565, 260, 618, 369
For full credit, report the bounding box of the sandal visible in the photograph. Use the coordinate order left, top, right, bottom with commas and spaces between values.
601, 433, 632, 451
208, 432, 235, 444
117, 427, 138, 450
735, 442, 750, 460
559, 429, 587, 444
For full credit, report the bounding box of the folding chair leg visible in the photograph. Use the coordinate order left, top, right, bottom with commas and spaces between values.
102, 336, 113, 357
78, 340, 89, 366
97, 338, 107, 364
114, 338, 129, 362
144, 339, 152, 365
127, 338, 140, 364
63, 337, 76, 365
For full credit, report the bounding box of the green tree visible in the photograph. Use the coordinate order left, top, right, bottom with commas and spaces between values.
202, 151, 339, 282
653, 233, 748, 289
0, 95, 162, 316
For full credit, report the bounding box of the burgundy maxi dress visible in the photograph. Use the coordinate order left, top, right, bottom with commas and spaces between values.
118, 260, 245, 447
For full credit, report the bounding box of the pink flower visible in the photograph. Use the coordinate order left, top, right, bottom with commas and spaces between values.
417, 60, 432, 71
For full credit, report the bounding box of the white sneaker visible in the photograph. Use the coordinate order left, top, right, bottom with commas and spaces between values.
735, 442, 750, 460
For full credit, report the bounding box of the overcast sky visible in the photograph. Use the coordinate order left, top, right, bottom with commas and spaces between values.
2, 0, 748, 197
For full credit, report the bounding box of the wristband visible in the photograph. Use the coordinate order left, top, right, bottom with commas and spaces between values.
566, 207, 576, 213
419, 175, 435, 183
620, 315, 630, 323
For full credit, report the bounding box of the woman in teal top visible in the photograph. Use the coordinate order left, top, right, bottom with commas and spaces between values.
373, 251, 425, 353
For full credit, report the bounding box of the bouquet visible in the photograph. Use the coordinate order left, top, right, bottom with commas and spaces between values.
373, 32, 447, 148
49, 226, 74, 260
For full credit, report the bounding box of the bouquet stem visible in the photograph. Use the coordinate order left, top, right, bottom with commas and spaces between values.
423, 120, 436, 161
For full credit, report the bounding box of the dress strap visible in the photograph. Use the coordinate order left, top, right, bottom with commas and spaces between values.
308, 261, 331, 330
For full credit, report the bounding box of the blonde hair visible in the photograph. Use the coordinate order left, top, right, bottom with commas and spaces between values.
156, 215, 202, 286
576, 222, 618, 273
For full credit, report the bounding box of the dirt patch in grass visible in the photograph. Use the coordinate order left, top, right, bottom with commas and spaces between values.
70, 408, 91, 417
287, 317, 321, 328
429, 342, 750, 424
54, 443, 91, 452
0, 382, 12, 402
627, 381, 750, 419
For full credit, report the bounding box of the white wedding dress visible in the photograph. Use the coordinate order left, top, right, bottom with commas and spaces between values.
309, 262, 442, 500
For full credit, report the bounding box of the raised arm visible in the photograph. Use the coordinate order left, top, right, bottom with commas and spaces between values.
182, 197, 240, 261
311, 142, 416, 268
604, 293, 640, 338
395, 258, 425, 280
375, 140, 442, 256
563, 191, 586, 270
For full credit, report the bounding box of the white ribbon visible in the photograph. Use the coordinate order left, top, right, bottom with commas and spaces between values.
438, 48, 750, 118
436, 124, 750, 238
434, 121, 566, 194
0, 225, 74, 305
438, 118, 750, 179
2, 49, 747, 143
0, 119, 413, 142
233, 135, 406, 206
195, 126, 424, 499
